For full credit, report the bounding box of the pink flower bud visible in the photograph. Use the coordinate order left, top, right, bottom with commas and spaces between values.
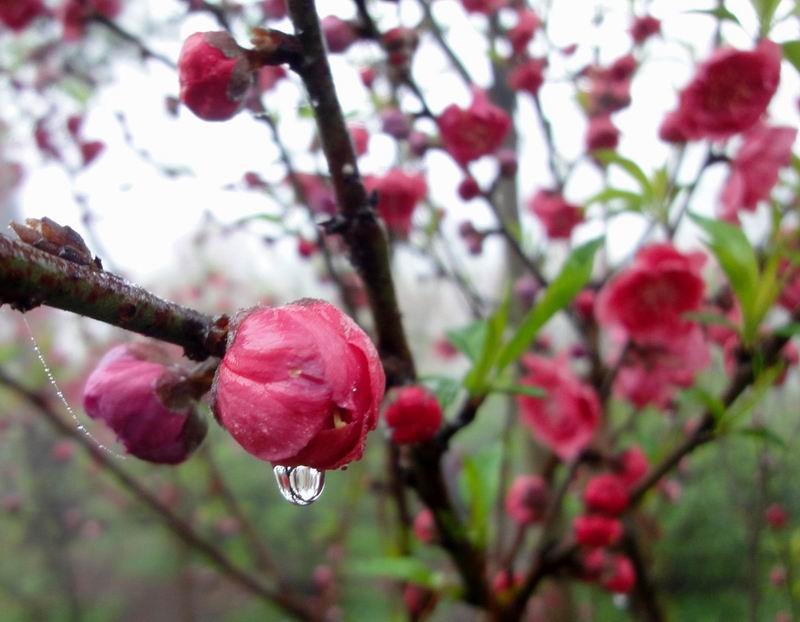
616, 446, 649, 488
384, 386, 442, 445
0, 0, 47, 32
359, 67, 376, 88
382, 27, 418, 68
83, 344, 208, 464
770, 565, 787, 587
178, 32, 255, 122
408, 131, 430, 157
349, 124, 369, 156
583, 474, 629, 516
508, 58, 546, 96
381, 108, 411, 140
212, 300, 385, 470
458, 177, 481, 201
505, 475, 548, 525
603, 554, 636, 593
574, 514, 623, 548
403, 584, 437, 618
297, 237, 317, 259
413, 508, 436, 543
438, 90, 510, 165
492, 569, 524, 594
80, 140, 104, 167
321, 16, 357, 54
262, 0, 287, 20
766, 503, 789, 530
586, 115, 619, 152
631, 15, 660, 45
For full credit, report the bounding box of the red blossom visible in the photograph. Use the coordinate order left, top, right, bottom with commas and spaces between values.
178, 32, 254, 122
83, 344, 207, 464
613, 327, 710, 409
631, 15, 661, 44
720, 125, 797, 218
505, 475, 549, 525
586, 115, 619, 152
507, 10, 541, 55
574, 514, 623, 548
437, 90, 511, 165
212, 300, 386, 471
508, 58, 547, 96
517, 355, 600, 460
413, 508, 436, 543
461, 0, 507, 14
602, 555, 636, 593
80, 140, 105, 167
321, 16, 357, 54
528, 190, 583, 240
348, 124, 369, 156
766, 503, 788, 530
666, 40, 781, 140
383, 385, 442, 445
0, 0, 47, 31
596, 243, 706, 344
364, 169, 428, 237
583, 473, 629, 516
616, 446, 649, 488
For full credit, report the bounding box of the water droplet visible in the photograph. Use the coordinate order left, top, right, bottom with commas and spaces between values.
272, 465, 325, 506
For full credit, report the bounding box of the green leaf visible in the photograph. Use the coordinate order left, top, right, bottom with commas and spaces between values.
446, 320, 488, 362
584, 188, 644, 212
750, 0, 781, 35
234, 213, 284, 226
419, 375, 462, 411
459, 444, 502, 547
687, 6, 742, 25
683, 387, 726, 420
689, 213, 760, 340
497, 237, 603, 371
592, 151, 653, 199
719, 363, 784, 431
733, 426, 788, 450
489, 382, 546, 398
782, 41, 800, 74
683, 311, 739, 332
463, 290, 511, 394
775, 322, 800, 337
348, 558, 439, 588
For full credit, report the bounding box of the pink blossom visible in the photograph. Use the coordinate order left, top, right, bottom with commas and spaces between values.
505, 475, 549, 525
528, 190, 583, 240
720, 125, 797, 216
383, 386, 442, 445
596, 243, 706, 344
517, 355, 600, 460
212, 300, 385, 470
364, 169, 428, 237
437, 91, 511, 165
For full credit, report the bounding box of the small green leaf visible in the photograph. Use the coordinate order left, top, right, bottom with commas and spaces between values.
749, 0, 781, 35
592, 151, 653, 199
348, 558, 439, 588
733, 426, 788, 450
459, 445, 502, 547
719, 363, 784, 431
687, 6, 742, 25
782, 41, 800, 74
584, 188, 644, 212
683, 387, 726, 420
419, 375, 462, 411
683, 311, 739, 332
446, 320, 488, 362
489, 382, 546, 398
689, 213, 759, 340
463, 290, 511, 394
775, 322, 800, 338
497, 237, 603, 371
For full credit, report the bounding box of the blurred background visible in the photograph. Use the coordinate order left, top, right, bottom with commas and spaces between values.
1, 0, 800, 620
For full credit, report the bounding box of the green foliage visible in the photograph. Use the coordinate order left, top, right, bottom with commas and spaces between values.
347, 557, 441, 588
458, 444, 502, 547
783, 41, 800, 74
497, 237, 603, 371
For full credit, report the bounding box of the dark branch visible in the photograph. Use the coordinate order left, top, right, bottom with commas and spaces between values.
0, 235, 228, 361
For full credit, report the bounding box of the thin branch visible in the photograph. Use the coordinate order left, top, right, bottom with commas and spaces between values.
417, 0, 474, 87
89, 15, 176, 69
0, 235, 228, 360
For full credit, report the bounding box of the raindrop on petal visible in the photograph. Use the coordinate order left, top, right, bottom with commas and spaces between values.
272, 465, 325, 506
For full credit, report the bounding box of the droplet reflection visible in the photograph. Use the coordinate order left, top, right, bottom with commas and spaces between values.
272, 465, 325, 506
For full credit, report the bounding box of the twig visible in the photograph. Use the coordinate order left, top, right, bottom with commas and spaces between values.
89, 15, 176, 69
0, 235, 228, 361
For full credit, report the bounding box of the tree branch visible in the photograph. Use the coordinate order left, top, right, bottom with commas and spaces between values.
0, 235, 228, 361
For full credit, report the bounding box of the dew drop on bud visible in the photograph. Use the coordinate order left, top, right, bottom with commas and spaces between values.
272, 465, 325, 506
